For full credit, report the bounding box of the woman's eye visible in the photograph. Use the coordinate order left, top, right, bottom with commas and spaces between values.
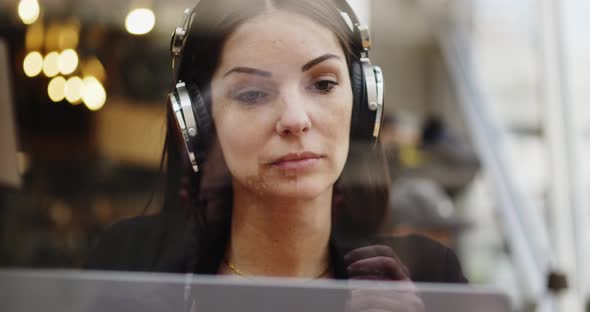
235, 90, 268, 104
311, 80, 338, 93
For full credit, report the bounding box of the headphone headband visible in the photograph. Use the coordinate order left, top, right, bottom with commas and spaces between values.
170, 6, 197, 84
170, 0, 372, 80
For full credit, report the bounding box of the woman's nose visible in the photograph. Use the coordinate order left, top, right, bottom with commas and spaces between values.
275, 93, 311, 136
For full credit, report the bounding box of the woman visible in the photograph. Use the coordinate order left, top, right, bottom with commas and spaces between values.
86, 0, 466, 286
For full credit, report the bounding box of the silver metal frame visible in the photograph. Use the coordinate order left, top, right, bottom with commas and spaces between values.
169, 82, 199, 172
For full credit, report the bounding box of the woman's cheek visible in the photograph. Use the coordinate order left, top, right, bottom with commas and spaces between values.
217, 113, 264, 173
318, 103, 351, 174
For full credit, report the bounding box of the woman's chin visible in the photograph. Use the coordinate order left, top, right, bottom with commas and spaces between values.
235, 170, 339, 201
248, 179, 333, 201
270, 188, 329, 201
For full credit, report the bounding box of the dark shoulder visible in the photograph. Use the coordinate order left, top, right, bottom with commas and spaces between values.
84, 214, 186, 272
372, 234, 468, 284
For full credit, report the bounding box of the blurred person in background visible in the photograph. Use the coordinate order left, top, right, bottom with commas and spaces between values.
386, 177, 469, 250
420, 116, 480, 196
85, 2, 467, 306
381, 113, 480, 198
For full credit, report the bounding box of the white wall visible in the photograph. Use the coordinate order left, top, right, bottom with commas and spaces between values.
346, 0, 371, 25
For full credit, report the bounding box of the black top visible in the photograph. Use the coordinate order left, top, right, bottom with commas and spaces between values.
85, 214, 467, 284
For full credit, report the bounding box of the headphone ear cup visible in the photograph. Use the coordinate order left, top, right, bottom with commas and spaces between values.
349, 61, 372, 141
185, 83, 213, 164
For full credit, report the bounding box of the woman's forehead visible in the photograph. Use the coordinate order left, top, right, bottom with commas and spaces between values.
217, 10, 345, 72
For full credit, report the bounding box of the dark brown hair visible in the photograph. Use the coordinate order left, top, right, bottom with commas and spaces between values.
161, 0, 391, 274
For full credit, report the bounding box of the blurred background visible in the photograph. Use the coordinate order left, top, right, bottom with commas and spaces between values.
0, 0, 589, 311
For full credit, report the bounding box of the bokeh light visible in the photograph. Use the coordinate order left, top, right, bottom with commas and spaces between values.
25, 22, 44, 51
47, 76, 66, 102
42, 51, 60, 77
81, 57, 106, 82
65, 76, 83, 104
45, 23, 61, 52
82, 76, 107, 111
59, 49, 79, 75
125, 8, 156, 35
57, 21, 80, 50
23, 51, 43, 77
18, 0, 40, 25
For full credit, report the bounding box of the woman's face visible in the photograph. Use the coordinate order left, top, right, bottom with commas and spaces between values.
210, 9, 353, 200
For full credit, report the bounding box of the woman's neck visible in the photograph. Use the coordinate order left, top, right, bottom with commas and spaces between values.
222, 183, 333, 278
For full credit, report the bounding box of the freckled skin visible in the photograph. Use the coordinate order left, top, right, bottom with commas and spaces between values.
209, 8, 384, 282
210, 10, 353, 201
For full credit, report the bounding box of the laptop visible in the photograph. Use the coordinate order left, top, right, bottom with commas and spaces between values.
0, 270, 511, 312
0, 39, 22, 189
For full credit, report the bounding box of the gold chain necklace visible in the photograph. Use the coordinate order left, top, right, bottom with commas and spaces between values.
224, 259, 330, 280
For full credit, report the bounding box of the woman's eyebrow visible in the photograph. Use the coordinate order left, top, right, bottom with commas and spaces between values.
301, 54, 341, 72
223, 67, 273, 78
222, 54, 341, 78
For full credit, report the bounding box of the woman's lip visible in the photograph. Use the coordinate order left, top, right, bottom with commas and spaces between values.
272, 152, 323, 163
271, 157, 322, 170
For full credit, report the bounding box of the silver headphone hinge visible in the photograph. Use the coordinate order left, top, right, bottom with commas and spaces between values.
357, 24, 372, 52
171, 28, 187, 57
170, 8, 197, 74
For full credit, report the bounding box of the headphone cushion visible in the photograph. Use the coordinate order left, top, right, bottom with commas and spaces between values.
186, 83, 212, 163
349, 61, 370, 140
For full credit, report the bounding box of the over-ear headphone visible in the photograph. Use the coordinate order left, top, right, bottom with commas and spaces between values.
168, 0, 384, 173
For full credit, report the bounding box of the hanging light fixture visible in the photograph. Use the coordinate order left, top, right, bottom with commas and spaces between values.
47, 76, 66, 102
18, 0, 40, 25
65, 76, 83, 104
125, 8, 156, 35
82, 76, 107, 111
23, 51, 43, 77
42, 51, 60, 77
58, 49, 79, 75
